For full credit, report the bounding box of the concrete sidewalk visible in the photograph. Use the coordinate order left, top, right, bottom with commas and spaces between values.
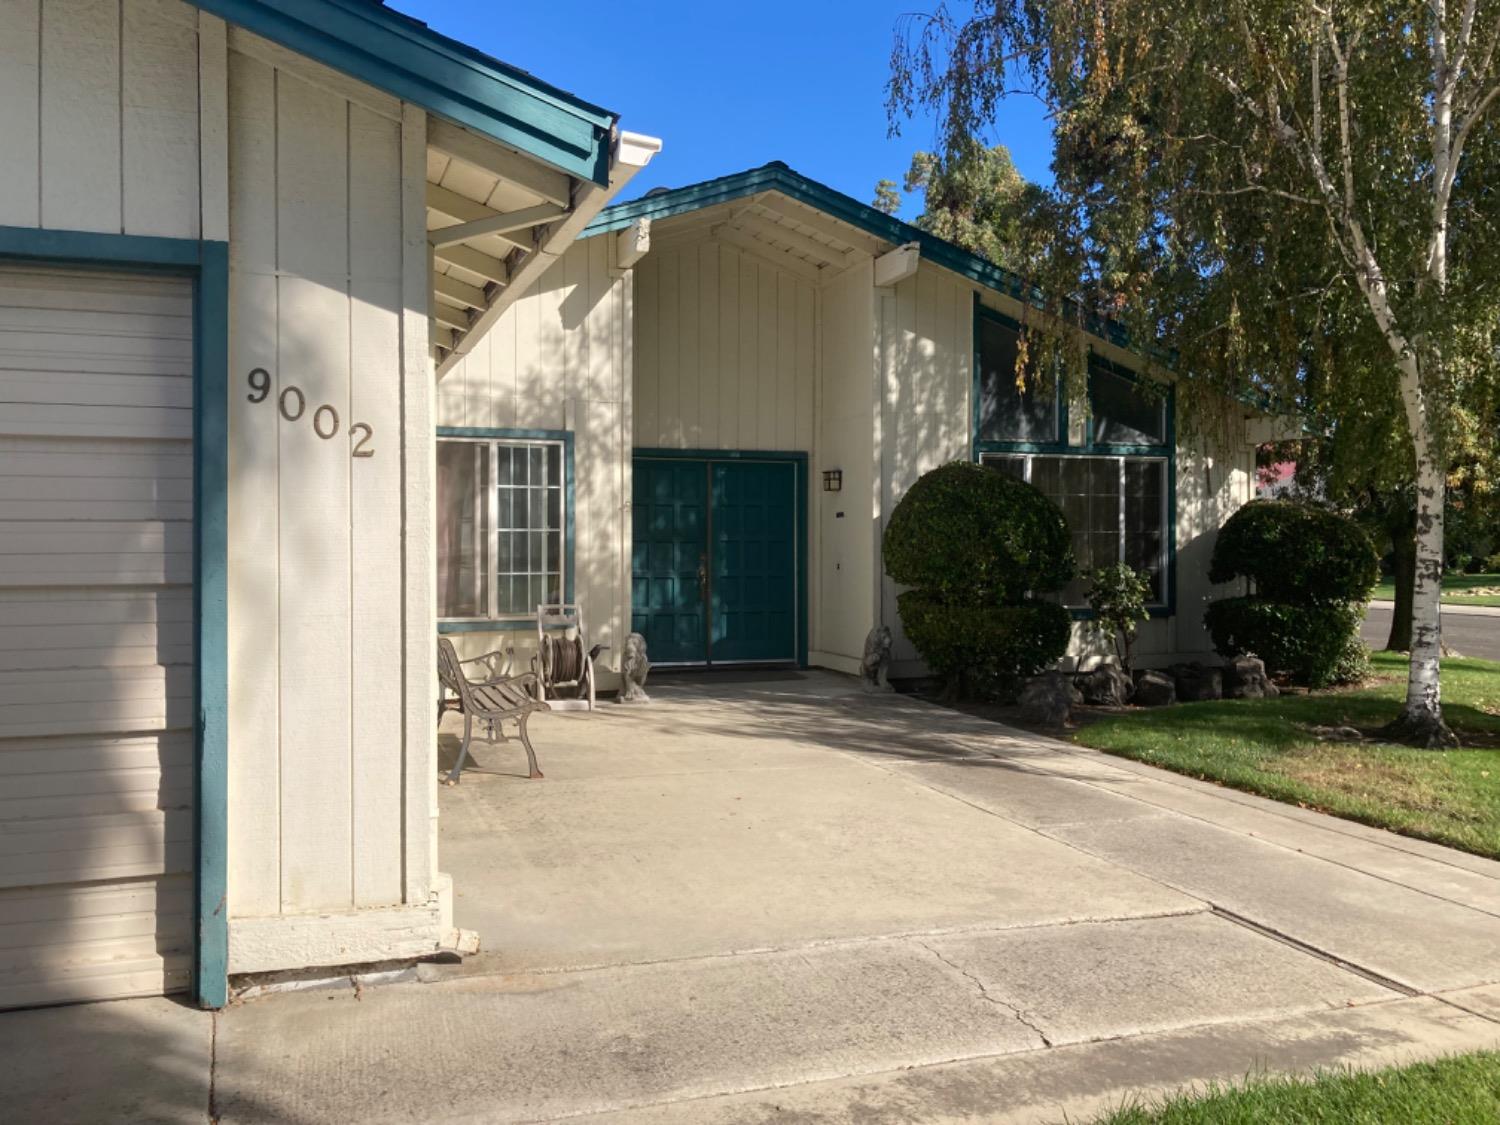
6, 672, 1500, 1123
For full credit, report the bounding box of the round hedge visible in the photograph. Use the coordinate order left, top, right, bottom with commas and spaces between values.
884, 461, 1074, 604
897, 592, 1072, 689
1204, 597, 1368, 687
1208, 500, 1378, 605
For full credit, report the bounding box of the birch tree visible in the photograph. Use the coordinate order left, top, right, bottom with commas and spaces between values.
891, 0, 1500, 745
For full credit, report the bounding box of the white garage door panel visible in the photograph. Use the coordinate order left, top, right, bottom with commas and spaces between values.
0, 879, 192, 1010
0, 267, 194, 1008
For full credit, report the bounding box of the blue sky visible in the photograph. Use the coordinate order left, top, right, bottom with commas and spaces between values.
392, 0, 1055, 220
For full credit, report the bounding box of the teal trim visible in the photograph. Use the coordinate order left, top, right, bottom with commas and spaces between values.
436, 427, 575, 626
187, 0, 615, 184
0, 225, 231, 1010
586, 163, 1131, 348
633, 449, 809, 669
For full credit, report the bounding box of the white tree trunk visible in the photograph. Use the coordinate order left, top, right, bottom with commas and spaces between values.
1402, 443, 1452, 742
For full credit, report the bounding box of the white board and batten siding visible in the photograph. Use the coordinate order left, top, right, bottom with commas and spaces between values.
224, 38, 434, 959
438, 237, 634, 685
633, 240, 816, 454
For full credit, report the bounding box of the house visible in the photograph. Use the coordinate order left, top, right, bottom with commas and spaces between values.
0, 0, 657, 1010
0, 1, 1265, 1016
437, 163, 1263, 684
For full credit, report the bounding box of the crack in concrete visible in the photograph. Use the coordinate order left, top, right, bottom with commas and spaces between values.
916, 939, 1053, 1048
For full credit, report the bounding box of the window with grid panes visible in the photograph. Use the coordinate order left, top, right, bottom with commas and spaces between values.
436, 437, 567, 620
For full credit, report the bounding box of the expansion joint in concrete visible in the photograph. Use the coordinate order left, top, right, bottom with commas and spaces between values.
1209, 906, 1420, 998
915, 939, 1053, 1048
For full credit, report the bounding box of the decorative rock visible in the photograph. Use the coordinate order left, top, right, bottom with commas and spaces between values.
1171, 662, 1224, 702
860, 624, 895, 693
617, 632, 651, 703
1224, 655, 1279, 700
1019, 671, 1081, 726
1075, 663, 1133, 707
1131, 669, 1177, 707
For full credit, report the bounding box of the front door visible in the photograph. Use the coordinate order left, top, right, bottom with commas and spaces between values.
632, 456, 799, 666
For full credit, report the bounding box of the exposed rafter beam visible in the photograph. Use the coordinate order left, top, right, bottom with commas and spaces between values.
434, 272, 487, 308
426, 184, 526, 252
721, 217, 854, 268
428, 118, 573, 209
433, 303, 470, 332
711, 226, 824, 284
435, 243, 510, 285
428, 203, 567, 248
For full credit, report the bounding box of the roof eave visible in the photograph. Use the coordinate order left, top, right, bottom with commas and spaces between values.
189, 0, 616, 185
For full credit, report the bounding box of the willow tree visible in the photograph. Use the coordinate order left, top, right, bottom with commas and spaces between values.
891, 0, 1500, 746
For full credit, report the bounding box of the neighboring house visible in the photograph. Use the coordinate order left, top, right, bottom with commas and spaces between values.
438, 163, 1264, 683
0, 0, 657, 1010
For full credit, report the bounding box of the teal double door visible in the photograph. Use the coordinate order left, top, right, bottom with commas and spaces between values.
632, 455, 801, 665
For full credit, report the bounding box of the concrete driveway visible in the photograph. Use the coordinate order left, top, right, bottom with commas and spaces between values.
8, 671, 1500, 1123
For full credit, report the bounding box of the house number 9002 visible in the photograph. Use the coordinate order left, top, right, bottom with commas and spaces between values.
246, 368, 374, 458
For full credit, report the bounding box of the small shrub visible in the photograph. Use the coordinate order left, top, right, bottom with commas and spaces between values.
1485, 551, 1500, 573
1208, 500, 1379, 604
897, 592, 1072, 697
1205, 597, 1366, 687
1086, 563, 1152, 672
884, 461, 1074, 603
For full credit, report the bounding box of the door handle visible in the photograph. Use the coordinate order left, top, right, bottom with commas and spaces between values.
697, 554, 708, 600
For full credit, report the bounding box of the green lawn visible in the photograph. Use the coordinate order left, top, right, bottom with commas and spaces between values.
1093, 1052, 1500, 1123
1371, 572, 1500, 606
1073, 651, 1500, 858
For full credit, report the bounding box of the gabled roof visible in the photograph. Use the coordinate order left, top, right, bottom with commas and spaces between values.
584, 162, 1128, 349
189, 0, 616, 184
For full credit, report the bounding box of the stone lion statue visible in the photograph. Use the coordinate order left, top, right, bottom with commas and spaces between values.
618, 632, 651, 703
860, 624, 894, 693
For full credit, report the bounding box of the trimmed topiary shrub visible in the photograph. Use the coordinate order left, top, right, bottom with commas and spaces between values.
897, 593, 1073, 695
1205, 501, 1376, 687
884, 461, 1074, 603
1204, 598, 1365, 688
1208, 499, 1379, 604
885, 461, 1074, 698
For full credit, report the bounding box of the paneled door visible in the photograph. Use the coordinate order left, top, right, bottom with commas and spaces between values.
632, 456, 799, 666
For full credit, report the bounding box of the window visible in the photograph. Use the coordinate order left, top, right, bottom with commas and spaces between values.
976, 313, 1058, 444
1090, 364, 1167, 446
437, 436, 568, 621
982, 453, 1169, 606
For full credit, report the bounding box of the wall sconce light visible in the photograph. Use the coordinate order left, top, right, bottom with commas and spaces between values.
822, 469, 843, 492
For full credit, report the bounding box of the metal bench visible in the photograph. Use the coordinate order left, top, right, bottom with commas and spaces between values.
437, 637, 546, 784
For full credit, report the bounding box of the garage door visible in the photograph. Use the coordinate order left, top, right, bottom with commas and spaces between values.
0, 267, 195, 1009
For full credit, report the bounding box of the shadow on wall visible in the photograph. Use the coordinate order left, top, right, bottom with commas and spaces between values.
437, 272, 628, 683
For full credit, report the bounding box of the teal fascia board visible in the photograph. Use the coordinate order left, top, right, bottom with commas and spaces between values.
0, 225, 231, 1010
188, 0, 615, 184
586, 163, 1131, 349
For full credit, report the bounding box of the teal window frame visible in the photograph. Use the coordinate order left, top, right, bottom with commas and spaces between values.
0, 224, 230, 1010
971, 298, 1178, 617
436, 427, 575, 633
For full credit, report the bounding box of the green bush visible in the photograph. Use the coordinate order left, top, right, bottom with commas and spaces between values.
897, 592, 1072, 696
1205, 597, 1368, 687
1208, 500, 1379, 604
884, 461, 1074, 603
1086, 563, 1153, 672
1486, 552, 1500, 573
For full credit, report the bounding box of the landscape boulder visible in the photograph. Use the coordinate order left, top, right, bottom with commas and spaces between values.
1075, 663, 1133, 707
1171, 662, 1224, 702
1131, 669, 1177, 707
1224, 655, 1278, 700
1019, 671, 1081, 726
